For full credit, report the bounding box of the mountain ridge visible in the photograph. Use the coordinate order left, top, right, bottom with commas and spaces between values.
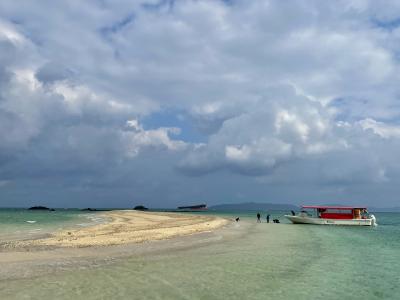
209, 202, 299, 211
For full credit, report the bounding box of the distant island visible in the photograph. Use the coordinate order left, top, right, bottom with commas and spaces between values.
209, 202, 299, 211
133, 205, 149, 211
81, 208, 98, 212
28, 206, 55, 211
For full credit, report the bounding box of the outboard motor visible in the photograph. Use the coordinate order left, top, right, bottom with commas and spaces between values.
370, 214, 377, 226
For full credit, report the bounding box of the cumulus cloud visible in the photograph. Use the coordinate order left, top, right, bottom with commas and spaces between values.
179, 85, 348, 176
359, 118, 400, 138
123, 119, 187, 157
0, 17, 186, 183
1, 0, 400, 206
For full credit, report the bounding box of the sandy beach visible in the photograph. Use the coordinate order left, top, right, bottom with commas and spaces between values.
3, 210, 229, 249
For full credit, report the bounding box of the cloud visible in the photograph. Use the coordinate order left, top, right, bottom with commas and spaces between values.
178, 84, 347, 176
359, 118, 400, 138
0, 17, 186, 181
1, 1, 400, 206
123, 119, 187, 157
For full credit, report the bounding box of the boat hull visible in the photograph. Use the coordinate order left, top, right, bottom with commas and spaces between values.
285, 215, 374, 226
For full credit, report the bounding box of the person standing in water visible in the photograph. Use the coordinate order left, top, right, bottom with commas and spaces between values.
257, 213, 261, 223
266, 214, 270, 223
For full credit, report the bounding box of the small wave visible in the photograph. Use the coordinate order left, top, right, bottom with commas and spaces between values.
26, 220, 36, 224
27, 229, 42, 234
84, 215, 108, 224
76, 223, 92, 227
86, 216, 103, 221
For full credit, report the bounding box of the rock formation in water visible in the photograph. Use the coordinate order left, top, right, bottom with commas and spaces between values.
28, 206, 54, 211
81, 208, 98, 211
133, 205, 149, 211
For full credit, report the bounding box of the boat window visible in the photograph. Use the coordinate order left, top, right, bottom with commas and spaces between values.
300, 210, 312, 217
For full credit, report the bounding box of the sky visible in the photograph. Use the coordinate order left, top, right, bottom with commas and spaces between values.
1, 0, 400, 208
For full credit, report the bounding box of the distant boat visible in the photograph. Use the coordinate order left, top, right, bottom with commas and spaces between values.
177, 204, 207, 211
285, 205, 377, 226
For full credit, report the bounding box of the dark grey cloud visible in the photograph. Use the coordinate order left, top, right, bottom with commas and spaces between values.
35, 62, 75, 84
1, 1, 400, 207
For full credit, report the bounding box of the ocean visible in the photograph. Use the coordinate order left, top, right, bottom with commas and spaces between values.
0, 208, 105, 241
0, 210, 399, 299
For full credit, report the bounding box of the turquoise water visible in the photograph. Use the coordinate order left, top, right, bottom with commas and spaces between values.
0, 208, 102, 241
0, 211, 399, 299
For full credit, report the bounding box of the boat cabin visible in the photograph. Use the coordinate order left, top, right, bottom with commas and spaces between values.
301, 206, 368, 220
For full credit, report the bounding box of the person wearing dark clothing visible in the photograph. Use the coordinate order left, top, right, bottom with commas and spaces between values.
257, 213, 261, 223
266, 214, 270, 223
291, 210, 296, 216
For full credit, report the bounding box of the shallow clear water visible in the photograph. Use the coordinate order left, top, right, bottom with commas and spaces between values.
0, 211, 399, 299
0, 208, 102, 241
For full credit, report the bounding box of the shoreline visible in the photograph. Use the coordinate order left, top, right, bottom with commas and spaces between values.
2, 210, 230, 249
0, 211, 232, 281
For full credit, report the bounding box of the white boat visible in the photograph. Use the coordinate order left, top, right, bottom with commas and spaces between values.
285, 205, 377, 226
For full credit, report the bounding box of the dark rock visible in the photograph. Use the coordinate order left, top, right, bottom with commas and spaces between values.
133, 205, 148, 211
81, 208, 97, 211
28, 206, 51, 211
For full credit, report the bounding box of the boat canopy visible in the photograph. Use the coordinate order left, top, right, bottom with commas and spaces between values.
300, 205, 369, 220
302, 205, 367, 210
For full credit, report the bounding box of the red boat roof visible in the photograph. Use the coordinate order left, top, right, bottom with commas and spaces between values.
302, 205, 367, 210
